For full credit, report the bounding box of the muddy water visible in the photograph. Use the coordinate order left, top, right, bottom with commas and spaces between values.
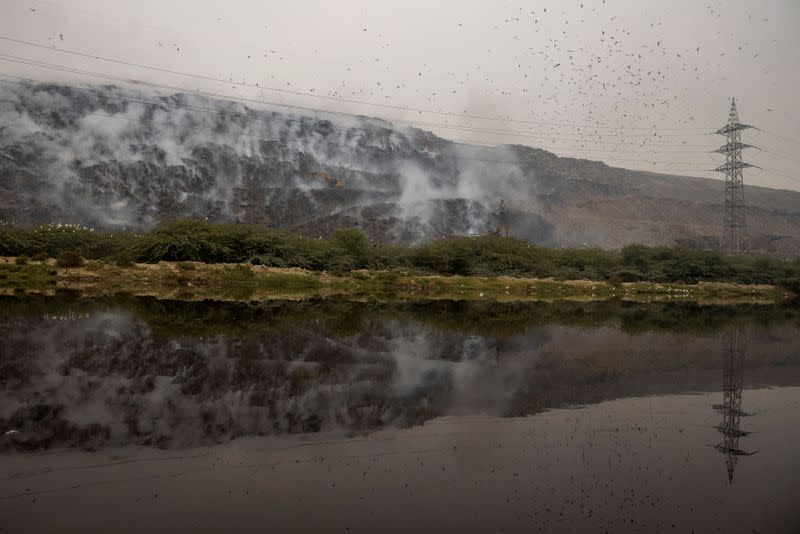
1, 295, 799, 532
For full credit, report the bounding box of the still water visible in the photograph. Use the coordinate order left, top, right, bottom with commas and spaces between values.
1, 295, 799, 532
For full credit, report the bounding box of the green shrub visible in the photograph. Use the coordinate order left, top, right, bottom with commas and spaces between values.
332, 228, 369, 255
14, 255, 28, 265
132, 220, 250, 263
56, 251, 84, 268
177, 262, 197, 271
0, 220, 797, 285
31, 252, 49, 261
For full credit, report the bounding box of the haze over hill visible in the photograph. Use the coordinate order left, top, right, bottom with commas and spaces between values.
1, 82, 799, 256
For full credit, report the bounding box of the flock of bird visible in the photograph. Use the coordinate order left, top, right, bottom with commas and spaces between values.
15, 1, 794, 180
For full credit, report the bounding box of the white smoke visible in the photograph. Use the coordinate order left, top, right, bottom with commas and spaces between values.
0, 81, 542, 240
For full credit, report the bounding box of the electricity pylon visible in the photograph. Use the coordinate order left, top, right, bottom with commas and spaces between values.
712, 327, 756, 484
713, 98, 755, 254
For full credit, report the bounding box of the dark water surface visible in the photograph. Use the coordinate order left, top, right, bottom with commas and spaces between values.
1, 295, 799, 532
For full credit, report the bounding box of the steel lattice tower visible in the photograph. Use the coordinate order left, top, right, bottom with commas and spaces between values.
714, 98, 755, 254
712, 327, 755, 484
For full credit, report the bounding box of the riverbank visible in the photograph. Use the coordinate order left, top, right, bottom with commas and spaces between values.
0, 257, 790, 304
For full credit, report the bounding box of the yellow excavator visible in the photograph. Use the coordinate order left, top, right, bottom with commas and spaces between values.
307, 171, 344, 188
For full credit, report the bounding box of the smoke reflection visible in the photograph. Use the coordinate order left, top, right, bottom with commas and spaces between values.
1, 300, 799, 451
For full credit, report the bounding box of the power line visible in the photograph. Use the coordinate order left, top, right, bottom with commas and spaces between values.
0, 56, 718, 150
0, 80, 768, 181
0, 74, 718, 157
751, 149, 800, 167
0, 94, 714, 171
0, 75, 788, 182
0, 34, 717, 133
363, 115, 713, 141
759, 167, 798, 183
757, 129, 800, 147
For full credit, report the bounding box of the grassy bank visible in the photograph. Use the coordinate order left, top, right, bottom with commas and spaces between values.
0, 257, 790, 304
1, 219, 798, 299
3, 220, 800, 288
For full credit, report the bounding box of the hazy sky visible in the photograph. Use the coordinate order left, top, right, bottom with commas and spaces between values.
1, 0, 799, 190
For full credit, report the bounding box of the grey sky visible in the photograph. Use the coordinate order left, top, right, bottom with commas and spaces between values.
1, 0, 799, 190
